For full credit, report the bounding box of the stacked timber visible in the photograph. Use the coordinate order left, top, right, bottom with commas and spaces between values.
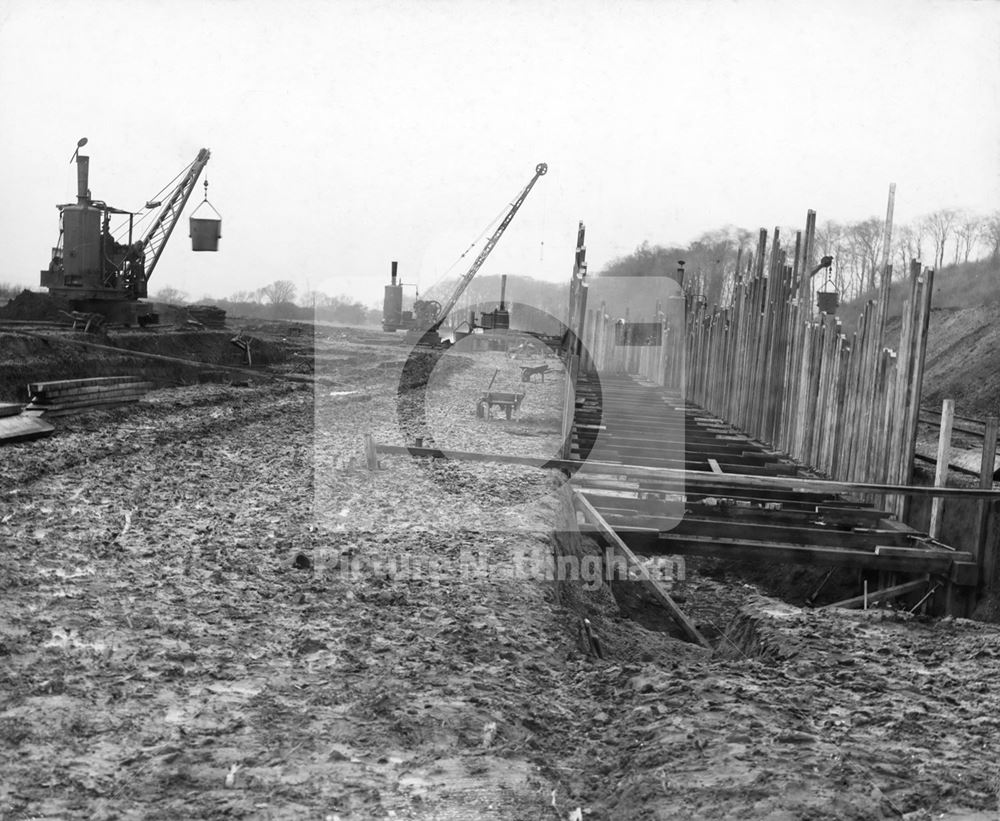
0, 402, 55, 443
24, 376, 153, 418
187, 306, 227, 328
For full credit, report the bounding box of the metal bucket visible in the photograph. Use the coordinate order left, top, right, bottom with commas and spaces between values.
817, 291, 839, 314
190, 217, 221, 252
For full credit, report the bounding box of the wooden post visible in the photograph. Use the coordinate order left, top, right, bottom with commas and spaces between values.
559, 355, 580, 460
364, 433, 378, 470
901, 267, 934, 522
929, 399, 954, 540
976, 415, 999, 592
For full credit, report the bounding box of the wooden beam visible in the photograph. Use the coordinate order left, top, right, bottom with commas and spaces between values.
373, 442, 1000, 499
821, 578, 929, 610
929, 399, 955, 539
601, 512, 917, 549
597, 527, 972, 574
977, 415, 999, 592
577, 491, 890, 526
573, 492, 710, 648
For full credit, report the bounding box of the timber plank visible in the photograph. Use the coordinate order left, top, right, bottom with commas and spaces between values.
574, 492, 710, 648
0, 413, 55, 443
27, 375, 139, 393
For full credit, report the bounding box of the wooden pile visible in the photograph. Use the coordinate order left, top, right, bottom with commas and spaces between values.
0, 402, 54, 443
24, 376, 153, 418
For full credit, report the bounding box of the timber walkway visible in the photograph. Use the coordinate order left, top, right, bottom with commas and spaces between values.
568, 373, 976, 587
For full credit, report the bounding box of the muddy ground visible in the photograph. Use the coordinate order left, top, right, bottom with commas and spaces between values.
2, 324, 1000, 820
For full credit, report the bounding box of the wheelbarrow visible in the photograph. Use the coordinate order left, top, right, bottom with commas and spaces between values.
520, 363, 550, 382
475, 369, 526, 420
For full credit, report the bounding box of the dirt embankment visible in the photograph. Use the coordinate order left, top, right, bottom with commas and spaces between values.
0, 331, 296, 403
917, 304, 1000, 418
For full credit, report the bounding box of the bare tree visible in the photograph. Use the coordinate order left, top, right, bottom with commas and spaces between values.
261, 280, 297, 305
815, 220, 844, 260
982, 211, 1000, 263
152, 285, 188, 304
303, 289, 334, 309
847, 218, 884, 293
922, 209, 957, 269
952, 211, 983, 264
894, 222, 927, 273
227, 290, 260, 304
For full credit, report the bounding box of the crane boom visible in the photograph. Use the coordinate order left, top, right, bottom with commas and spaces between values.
141, 148, 211, 281
428, 162, 547, 334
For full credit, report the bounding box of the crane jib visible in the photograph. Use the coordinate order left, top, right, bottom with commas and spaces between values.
430, 162, 547, 332
143, 149, 211, 281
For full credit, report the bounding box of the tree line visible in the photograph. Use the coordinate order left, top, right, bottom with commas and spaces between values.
600, 208, 1000, 307
152, 281, 381, 325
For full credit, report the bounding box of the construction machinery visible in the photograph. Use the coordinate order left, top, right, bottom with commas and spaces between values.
381, 260, 440, 332
382, 162, 547, 346
40, 140, 214, 326
474, 274, 510, 331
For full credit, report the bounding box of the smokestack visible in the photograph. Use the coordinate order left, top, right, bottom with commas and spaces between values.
499, 274, 507, 310
76, 155, 90, 203
390, 260, 398, 286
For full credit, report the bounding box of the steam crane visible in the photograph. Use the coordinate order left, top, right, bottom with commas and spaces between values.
40, 141, 212, 326
382, 162, 548, 346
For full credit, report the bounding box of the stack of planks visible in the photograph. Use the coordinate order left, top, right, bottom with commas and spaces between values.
187, 305, 227, 328
0, 402, 55, 443
24, 376, 153, 418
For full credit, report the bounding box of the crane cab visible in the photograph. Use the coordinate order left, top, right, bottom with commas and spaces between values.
40, 149, 154, 324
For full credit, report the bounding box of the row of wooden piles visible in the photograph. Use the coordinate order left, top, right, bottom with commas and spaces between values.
562, 200, 935, 521
25, 376, 153, 418
683, 209, 932, 520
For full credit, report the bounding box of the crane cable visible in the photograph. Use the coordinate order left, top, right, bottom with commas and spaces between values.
110, 157, 198, 241
540, 176, 548, 262
420, 188, 521, 299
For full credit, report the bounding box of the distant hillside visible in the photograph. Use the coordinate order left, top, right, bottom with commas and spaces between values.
422, 274, 568, 329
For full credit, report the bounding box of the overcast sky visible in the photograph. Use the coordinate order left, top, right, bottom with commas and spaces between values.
1, 0, 997, 308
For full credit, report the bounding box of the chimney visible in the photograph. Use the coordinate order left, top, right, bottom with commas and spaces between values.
499, 274, 507, 310
76, 155, 90, 204
390, 260, 398, 286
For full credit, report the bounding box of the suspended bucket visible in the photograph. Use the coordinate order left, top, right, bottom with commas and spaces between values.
190, 192, 222, 252
190, 217, 221, 251
817, 290, 839, 314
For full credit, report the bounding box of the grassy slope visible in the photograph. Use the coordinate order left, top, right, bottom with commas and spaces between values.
840, 258, 1000, 418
